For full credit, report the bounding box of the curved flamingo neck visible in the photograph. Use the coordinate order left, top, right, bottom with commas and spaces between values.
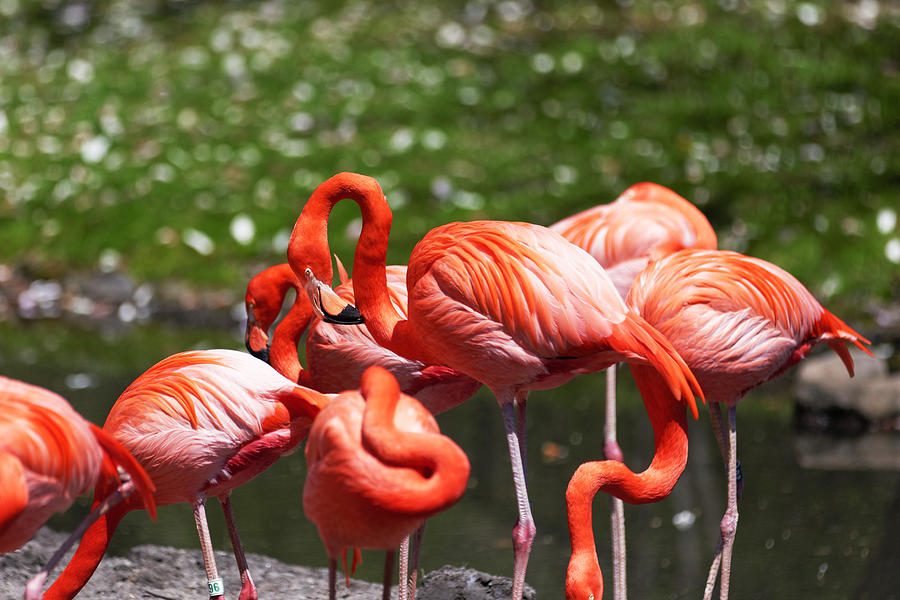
565, 473, 603, 600
247, 264, 314, 384
359, 367, 469, 517
565, 363, 690, 597
270, 298, 313, 385
288, 173, 425, 361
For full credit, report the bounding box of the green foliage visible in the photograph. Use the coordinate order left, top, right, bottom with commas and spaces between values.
1, 0, 897, 321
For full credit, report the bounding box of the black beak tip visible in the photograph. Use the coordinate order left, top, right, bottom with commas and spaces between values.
324, 304, 365, 326
247, 344, 271, 364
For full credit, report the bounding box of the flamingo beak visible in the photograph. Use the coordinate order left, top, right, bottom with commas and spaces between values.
302, 268, 365, 326
244, 305, 272, 362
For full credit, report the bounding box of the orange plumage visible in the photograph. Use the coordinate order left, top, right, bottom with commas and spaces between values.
287, 172, 705, 600
625, 248, 871, 599
244, 263, 480, 415
303, 366, 469, 600
0, 376, 155, 599
45, 349, 328, 600
550, 182, 718, 298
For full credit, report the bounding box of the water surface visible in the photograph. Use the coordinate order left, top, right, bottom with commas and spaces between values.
2, 322, 896, 599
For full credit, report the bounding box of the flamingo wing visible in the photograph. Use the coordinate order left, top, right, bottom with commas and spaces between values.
0, 452, 28, 541
628, 249, 871, 401
104, 350, 305, 505
308, 265, 478, 406
0, 377, 104, 552
408, 220, 627, 359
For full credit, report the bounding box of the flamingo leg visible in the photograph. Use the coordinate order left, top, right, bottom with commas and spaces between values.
708, 402, 744, 501
382, 549, 395, 600
502, 399, 536, 600
718, 406, 739, 599
24, 482, 133, 600
219, 493, 258, 600
702, 405, 740, 600
603, 365, 627, 600
703, 403, 727, 600
708, 402, 729, 465
192, 498, 226, 600
604, 366, 624, 463
398, 535, 410, 600
702, 547, 723, 600
515, 391, 528, 483
328, 558, 337, 600
407, 523, 425, 600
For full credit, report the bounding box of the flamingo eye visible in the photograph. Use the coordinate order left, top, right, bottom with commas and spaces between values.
304, 267, 313, 278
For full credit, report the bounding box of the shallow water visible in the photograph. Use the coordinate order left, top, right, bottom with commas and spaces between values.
2, 321, 897, 599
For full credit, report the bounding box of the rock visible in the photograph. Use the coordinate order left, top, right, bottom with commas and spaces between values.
0, 265, 240, 332
794, 347, 900, 423
794, 432, 900, 471
66, 272, 136, 305
0, 528, 531, 599
420, 566, 536, 599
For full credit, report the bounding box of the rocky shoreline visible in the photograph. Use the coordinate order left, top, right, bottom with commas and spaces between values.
1, 528, 534, 600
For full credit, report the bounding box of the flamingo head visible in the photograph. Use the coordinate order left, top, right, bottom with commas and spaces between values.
565, 552, 603, 600
301, 267, 364, 326
244, 286, 281, 361
245, 264, 301, 361
243, 305, 270, 362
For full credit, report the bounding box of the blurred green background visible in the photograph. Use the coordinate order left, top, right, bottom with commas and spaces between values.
1, 1, 899, 599
1, 0, 897, 324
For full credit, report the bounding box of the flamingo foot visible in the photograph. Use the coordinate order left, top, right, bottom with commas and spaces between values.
238, 574, 258, 600
24, 572, 47, 600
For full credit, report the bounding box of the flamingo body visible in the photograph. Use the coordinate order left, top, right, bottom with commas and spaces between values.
0, 376, 155, 600
626, 248, 871, 599
0, 378, 101, 552
103, 349, 321, 506
0, 377, 153, 553
303, 366, 469, 599
550, 182, 717, 298
627, 249, 868, 405
402, 220, 701, 408
45, 349, 327, 600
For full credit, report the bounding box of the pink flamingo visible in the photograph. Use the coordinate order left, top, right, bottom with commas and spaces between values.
626, 248, 871, 599
550, 181, 717, 599
303, 365, 470, 600
44, 349, 329, 600
550, 182, 717, 299
0, 376, 155, 600
287, 172, 705, 600
564, 364, 692, 600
